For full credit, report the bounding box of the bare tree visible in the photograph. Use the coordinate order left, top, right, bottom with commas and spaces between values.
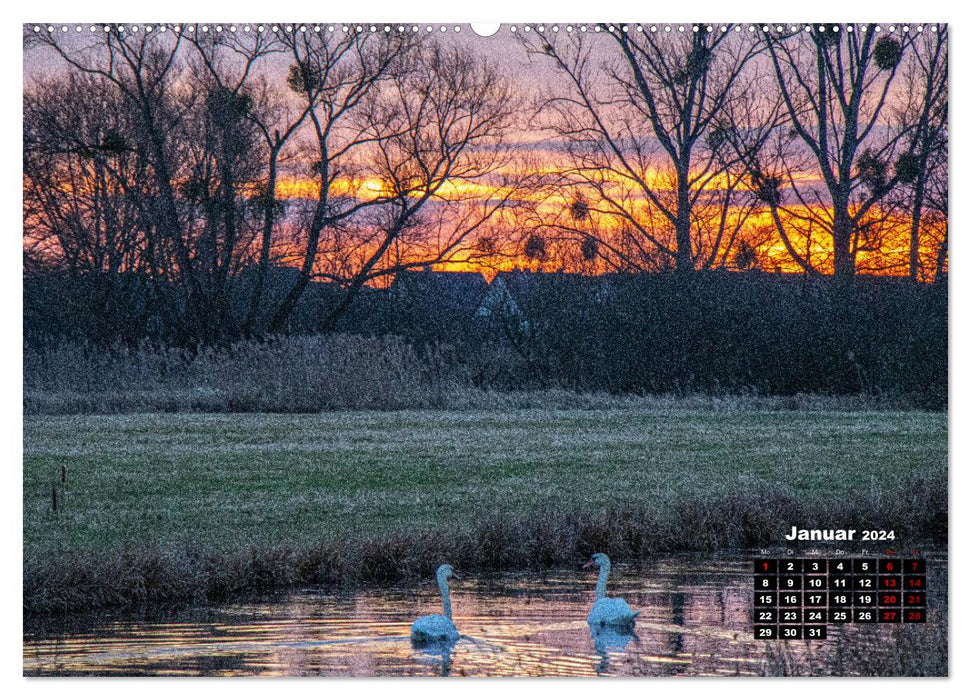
263, 28, 411, 332
928, 141, 948, 283
179, 28, 284, 338
23, 73, 156, 340
32, 25, 242, 343
27, 26, 521, 342
268, 34, 518, 332
758, 24, 917, 280
237, 78, 314, 335
314, 41, 519, 331
24, 74, 146, 279
521, 24, 763, 274
892, 25, 947, 282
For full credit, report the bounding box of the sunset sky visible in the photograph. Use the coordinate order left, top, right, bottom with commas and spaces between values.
23, 23, 948, 280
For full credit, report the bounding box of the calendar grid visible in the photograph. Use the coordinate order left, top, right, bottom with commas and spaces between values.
753, 557, 927, 639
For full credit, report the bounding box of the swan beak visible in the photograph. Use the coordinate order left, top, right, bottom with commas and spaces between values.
582, 559, 594, 569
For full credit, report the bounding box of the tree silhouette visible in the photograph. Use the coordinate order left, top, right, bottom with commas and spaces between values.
759, 24, 917, 280
522, 24, 763, 274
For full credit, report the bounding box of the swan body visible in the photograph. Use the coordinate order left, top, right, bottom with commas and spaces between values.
584, 553, 639, 630
588, 597, 638, 628
411, 564, 461, 644
410, 615, 459, 643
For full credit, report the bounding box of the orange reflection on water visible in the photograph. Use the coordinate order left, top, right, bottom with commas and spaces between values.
23, 554, 944, 677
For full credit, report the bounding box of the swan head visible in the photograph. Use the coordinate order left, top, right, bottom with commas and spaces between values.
436, 564, 458, 580
583, 553, 611, 569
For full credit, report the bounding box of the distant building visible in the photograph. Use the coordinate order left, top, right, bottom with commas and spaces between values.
389, 267, 489, 318
477, 269, 623, 330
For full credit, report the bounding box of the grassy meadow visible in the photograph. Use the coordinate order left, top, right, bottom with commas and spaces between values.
24, 408, 947, 614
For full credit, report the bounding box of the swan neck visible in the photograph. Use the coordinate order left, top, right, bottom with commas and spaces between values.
438, 572, 453, 619
595, 562, 610, 601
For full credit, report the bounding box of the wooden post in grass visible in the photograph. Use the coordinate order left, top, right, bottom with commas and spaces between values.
51, 486, 57, 513
61, 465, 66, 484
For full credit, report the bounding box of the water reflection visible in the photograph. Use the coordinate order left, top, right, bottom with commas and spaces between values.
22, 553, 944, 677
591, 628, 636, 675
411, 638, 457, 676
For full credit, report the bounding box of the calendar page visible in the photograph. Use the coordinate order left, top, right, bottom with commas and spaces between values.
21, 12, 948, 679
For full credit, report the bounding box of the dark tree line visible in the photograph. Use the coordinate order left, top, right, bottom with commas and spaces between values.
382, 271, 948, 408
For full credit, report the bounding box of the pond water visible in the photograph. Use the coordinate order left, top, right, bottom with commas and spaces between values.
23, 553, 944, 677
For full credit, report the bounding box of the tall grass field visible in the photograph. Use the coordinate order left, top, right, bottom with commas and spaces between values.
24, 408, 946, 616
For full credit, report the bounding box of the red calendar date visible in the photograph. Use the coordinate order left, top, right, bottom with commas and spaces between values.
904, 592, 926, 607
904, 609, 926, 623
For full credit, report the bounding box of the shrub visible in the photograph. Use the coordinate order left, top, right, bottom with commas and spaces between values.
24, 335, 466, 414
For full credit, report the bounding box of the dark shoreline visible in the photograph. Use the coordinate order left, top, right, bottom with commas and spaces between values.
25, 474, 947, 619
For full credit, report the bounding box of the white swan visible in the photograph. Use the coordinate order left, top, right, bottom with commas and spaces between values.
411, 564, 461, 644
584, 553, 638, 630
